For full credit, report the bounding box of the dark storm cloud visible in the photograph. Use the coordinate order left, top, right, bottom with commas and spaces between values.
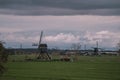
0, 0, 120, 10
0, 0, 120, 15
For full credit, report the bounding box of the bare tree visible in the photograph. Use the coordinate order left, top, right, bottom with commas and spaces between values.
71, 43, 81, 61
71, 43, 81, 51
0, 42, 8, 75
117, 41, 120, 56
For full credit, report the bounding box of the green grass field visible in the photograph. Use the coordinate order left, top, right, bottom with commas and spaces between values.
1, 55, 120, 80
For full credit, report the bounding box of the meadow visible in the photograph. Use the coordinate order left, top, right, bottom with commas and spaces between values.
1, 55, 120, 80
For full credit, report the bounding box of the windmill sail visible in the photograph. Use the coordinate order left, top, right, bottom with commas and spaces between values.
38, 31, 43, 49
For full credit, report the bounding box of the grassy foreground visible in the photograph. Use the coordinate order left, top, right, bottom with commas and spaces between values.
1, 56, 120, 80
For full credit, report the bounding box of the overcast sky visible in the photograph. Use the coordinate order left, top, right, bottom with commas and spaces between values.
0, 0, 120, 49
0, 0, 120, 16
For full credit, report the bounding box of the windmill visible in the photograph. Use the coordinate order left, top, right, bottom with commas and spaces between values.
33, 31, 51, 60
92, 41, 101, 55
93, 41, 99, 55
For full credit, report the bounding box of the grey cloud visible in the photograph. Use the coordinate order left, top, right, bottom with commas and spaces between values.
0, 8, 120, 16
0, 0, 120, 10
0, 0, 120, 15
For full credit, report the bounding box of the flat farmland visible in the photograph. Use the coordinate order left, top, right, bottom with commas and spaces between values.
1, 56, 120, 80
